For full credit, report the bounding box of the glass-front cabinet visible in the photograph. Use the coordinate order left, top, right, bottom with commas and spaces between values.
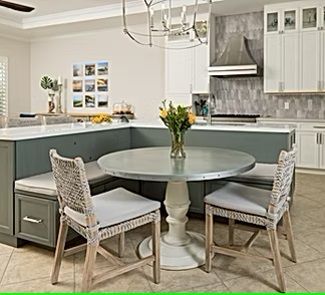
265, 7, 299, 34
266, 11, 280, 33
284, 10, 297, 31
264, 0, 325, 93
300, 4, 319, 31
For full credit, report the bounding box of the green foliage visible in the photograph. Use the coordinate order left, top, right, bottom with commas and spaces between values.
40, 76, 59, 91
159, 100, 196, 135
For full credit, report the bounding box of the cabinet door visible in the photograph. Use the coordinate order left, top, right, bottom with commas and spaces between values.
319, 132, 325, 168
297, 131, 319, 168
283, 9, 299, 33
264, 34, 282, 92
0, 142, 14, 235
165, 42, 193, 95
322, 30, 325, 90
282, 33, 300, 91
300, 31, 321, 91
192, 44, 209, 93
300, 5, 319, 31
265, 10, 281, 34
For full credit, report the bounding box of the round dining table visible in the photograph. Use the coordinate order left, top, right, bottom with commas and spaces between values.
98, 146, 255, 270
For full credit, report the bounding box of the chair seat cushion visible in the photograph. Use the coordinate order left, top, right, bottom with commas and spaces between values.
64, 188, 161, 228
228, 163, 277, 185
15, 161, 113, 196
205, 182, 272, 217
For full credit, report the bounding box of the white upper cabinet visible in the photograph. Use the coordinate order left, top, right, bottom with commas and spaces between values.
300, 30, 321, 91
165, 39, 209, 105
264, 34, 282, 92
283, 32, 300, 91
265, 10, 281, 34
321, 5, 325, 90
264, 0, 325, 93
165, 41, 193, 96
192, 44, 209, 94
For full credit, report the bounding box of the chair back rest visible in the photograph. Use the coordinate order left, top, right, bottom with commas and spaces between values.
268, 146, 296, 215
49, 149, 95, 222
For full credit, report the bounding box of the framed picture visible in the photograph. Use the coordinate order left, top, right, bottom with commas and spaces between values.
85, 64, 96, 76
97, 78, 108, 92
73, 64, 83, 77
73, 94, 83, 108
85, 79, 96, 92
98, 94, 109, 108
73, 79, 83, 92
85, 94, 96, 108
72, 60, 109, 110
97, 62, 109, 75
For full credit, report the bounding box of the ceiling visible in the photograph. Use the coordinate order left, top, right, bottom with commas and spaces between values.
0, 0, 121, 21
0, 0, 297, 40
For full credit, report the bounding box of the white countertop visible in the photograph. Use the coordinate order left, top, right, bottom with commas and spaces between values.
257, 117, 325, 124
0, 120, 295, 141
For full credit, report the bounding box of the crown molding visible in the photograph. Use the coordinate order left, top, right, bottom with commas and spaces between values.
21, 1, 143, 29
0, 17, 21, 28
0, 0, 212, 31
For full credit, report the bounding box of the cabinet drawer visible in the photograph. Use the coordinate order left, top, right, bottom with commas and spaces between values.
15, 194, 59, 247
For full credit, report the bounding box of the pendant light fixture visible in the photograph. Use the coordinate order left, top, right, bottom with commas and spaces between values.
122, 0, 212, 49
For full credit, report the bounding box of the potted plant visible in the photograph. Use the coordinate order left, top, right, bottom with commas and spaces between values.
40, 76, 59, 113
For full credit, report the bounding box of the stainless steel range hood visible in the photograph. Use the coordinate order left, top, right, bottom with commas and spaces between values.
209, 35, 259, 77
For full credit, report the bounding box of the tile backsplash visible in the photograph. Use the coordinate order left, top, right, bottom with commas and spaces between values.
210, 11, 325, 119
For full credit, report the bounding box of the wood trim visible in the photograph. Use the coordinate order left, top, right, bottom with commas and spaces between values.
212, 245, 273, 263
93, 256, 154, 286
64, 243, 87, 257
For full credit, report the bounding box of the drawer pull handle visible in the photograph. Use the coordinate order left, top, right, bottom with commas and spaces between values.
23, 216, 43, 224
314, 126, 325, 129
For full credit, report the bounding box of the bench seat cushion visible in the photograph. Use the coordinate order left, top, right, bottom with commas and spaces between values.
228, 163, 276, 185
15, 161, 113, 196
64, 188, 161, 228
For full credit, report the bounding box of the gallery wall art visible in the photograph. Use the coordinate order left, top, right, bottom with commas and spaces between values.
72, 60, 109, 110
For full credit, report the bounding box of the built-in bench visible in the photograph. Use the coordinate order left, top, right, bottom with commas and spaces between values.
14, 161, 294, 248
228, 163, 277, 190
14, 161, 125, 247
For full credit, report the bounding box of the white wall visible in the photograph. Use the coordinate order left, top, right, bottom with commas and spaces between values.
30, 17, 165, 121
0, 35, 30, 117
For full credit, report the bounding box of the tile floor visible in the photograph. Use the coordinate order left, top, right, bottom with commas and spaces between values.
0, 173, 325, 292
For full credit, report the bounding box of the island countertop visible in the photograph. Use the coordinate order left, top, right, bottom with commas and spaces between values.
0, 120, 295, 141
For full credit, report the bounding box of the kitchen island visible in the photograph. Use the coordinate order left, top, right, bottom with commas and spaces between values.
0, 121, 295, 247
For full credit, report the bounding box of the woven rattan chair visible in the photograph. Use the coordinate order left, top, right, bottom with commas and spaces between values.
49, 150, 161, 292
205, 148, 297, 293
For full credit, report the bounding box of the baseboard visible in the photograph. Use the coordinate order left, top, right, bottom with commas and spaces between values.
0, 232, 25, 248
296, 168, 325, 175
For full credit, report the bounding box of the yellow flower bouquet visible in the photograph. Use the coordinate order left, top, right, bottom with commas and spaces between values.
159, 100, 196, 159
91, 113, 112, 124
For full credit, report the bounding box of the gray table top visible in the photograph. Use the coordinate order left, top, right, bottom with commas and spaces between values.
98, 147, 256, 182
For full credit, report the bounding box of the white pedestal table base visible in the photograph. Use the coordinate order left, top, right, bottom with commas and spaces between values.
138, 181, 206, 270
138, 231, 205, 270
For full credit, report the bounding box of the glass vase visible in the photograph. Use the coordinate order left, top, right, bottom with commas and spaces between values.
48, 91, 55, 113
170, 131, 186, 159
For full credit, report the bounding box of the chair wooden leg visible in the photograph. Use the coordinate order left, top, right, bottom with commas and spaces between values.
283, 210, 297, 263
268, 228, 286, 293
205, 205, 214, 273
51, 220, 68, 285
118, 232, 125, 258
81, 242, 98, 292
152, 220, 161, 284
228, 218, 235, 246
